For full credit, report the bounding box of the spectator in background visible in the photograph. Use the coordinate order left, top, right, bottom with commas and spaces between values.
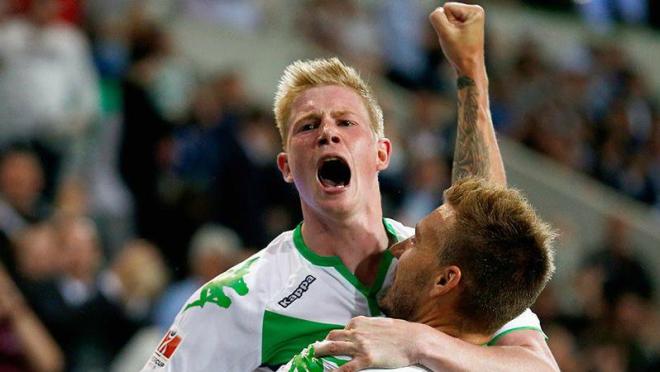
119, 21, 175, 257
153, 224, 242, 332
0, 146, 49, 235
211, 70, 249, 123
103, 239, 169, 324
106, 239, 171, 372
582, 216, 653, 306
397, 155, 449, 227
570, 215, 658, 371
209, 105, 299, 248
376, 0, 427, 89
12, 222, 62, 284
66, 237, 168, 372
13, 217, 105, 371
171, 81, 226, 194
0, 263, 64, 372
577, 0, 648, 33
300, 0, 381, 73
0, 0, 99, 189
72, 10, 135, 257
12, 215, 167, 372
182, 0, 264, 33
0, 146, 50, 274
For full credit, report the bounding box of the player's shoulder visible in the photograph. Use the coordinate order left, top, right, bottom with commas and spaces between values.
243, 228, 302, 281
489, 308, 544, 345
179, 229, 300, 316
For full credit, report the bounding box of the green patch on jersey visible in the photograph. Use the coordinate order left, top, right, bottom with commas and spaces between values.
261, 311, 343, 366
184, 257, 259, 311
288, 345, 324, 372
287, 345, 348, 371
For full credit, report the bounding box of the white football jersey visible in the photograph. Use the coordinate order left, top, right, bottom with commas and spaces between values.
142, 219, 543, 371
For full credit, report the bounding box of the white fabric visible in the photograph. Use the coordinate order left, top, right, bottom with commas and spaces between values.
141, 219, 543, 371
141, 220, 409, 371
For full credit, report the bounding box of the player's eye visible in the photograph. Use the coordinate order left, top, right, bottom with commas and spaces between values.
339, 119, 355, 127
299, 122, 317, 132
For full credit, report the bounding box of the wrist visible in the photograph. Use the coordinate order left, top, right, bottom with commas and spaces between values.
454, 58, 488, 85
410, 323, 442, 365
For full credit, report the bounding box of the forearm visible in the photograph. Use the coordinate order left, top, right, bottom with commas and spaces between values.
415, 328, 558, 372
452, 64, 506, 186
11, 309, 64, 372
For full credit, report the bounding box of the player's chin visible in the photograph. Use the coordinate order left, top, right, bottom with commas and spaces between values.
315, 199, 354, 217
314, 186, 354, 207
377, 289, 394, 317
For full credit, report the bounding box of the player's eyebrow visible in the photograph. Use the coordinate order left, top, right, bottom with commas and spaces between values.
291, 112, 320, 127
330, 109, 357, 118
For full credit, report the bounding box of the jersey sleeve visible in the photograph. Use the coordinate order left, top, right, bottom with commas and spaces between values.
141, 256, 265, 371
487, 308, 545, 346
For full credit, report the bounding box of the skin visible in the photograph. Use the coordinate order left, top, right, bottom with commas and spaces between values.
0, 265, 64, 372
278, 3, 558, 371
277, 85, 392, 276
378, 206, 468, 332
378, 207, 452, 324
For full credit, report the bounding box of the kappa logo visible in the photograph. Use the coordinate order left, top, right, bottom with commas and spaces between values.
149, 329, 182, 368
278, 275, 316, 308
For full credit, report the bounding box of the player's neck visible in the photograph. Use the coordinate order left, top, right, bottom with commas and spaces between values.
444, 327, 491, 346
300, 204, 390, 276
416, 305, 491, 346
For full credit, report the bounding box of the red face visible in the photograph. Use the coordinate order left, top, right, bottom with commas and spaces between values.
277, 85, 391, 217
379, 205, 454, 321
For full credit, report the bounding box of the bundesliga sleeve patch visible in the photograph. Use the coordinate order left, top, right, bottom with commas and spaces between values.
149, 329, 183, 368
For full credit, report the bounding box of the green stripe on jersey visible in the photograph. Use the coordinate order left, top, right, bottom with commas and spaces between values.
262, 311, 343, 366
486, 326, 545, 346
292, 222, 398, 316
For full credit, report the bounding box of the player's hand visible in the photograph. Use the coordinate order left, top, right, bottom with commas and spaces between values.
429, 2, 485, 76
314, 316, 430, 371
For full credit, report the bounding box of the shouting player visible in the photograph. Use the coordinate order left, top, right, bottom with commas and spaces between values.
142, 3, 559, 371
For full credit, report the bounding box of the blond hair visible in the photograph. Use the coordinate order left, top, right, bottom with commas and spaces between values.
273, 57, 384, 147
440, 177, 556, 334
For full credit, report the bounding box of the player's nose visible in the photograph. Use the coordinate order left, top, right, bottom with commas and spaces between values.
317, 121, 341, 146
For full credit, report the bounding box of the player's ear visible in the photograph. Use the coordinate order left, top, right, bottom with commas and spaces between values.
277, 152, 294, 183
376, 137, 392, 171
430, 265, 461, 297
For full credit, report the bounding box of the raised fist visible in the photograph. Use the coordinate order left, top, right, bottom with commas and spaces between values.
429, 2, 485, 76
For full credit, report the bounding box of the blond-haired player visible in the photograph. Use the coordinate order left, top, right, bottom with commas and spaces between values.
142, 3, 559, 371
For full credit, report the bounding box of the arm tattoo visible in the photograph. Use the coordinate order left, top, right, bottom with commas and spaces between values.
452, 76, 490, 182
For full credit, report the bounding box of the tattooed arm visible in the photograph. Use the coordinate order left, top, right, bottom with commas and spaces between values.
310, 6, 558, 372
431, 3, 506, 186
453, 73, 505, 184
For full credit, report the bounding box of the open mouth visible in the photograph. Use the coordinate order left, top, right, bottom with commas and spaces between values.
317, 157, 351, 189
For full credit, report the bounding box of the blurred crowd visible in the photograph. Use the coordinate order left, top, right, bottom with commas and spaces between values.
0, 0, 657, 371
525, 0, 660, 33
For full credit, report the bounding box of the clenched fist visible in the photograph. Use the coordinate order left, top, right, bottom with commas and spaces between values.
429, 2, 485, 76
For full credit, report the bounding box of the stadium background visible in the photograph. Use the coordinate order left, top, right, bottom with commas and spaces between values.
0, 0, 658, 371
